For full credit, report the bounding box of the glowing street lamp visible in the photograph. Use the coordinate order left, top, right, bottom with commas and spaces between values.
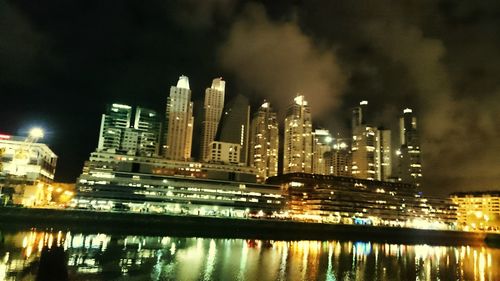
29, 127, 44, 140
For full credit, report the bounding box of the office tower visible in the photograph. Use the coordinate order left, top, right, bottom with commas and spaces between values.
351, 101, 376, 180
249, 101, 279, 181
398, 108, 422, 186
351, 101, 393, 181
377, 128, 392, 181
134, 107, 161, 157
97, 104, 133, 153
283, 95, 313, 174
215, 94, 250, 164
201, 78, 226, 161
312, 129, 333, 175
97, 104, 161, 156
325, 139, 352, 177
163, 75, 194, 161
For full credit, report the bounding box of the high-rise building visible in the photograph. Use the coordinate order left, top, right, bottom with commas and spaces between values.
351, 101, 377, 180
283, 95, 313, 174
215, 94, 250, 164
97, 104, 132, 153
163, 75, 194, 161
398, 108, 422, 186
325, 138, 351, 177
135, 107, 161, 157
97, 104, 161, 156
351, 101, 391, 181
249, 101, 279, 181
201, 78, 225, 161
312, 129, 333, 175
377, 128, 392, 181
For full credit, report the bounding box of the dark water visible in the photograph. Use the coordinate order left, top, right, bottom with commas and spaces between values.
0, 229, 499, 281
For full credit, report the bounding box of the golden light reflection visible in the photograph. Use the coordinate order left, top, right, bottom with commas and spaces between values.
1, 231, 499, 281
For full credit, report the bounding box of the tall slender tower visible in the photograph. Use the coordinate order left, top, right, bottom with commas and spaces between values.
351, 101, 377, 180
351, 101, 392, 181
312, 129, 333, 175
249, 101, 279, 181
201, 78, 225, 161
283, 95, 313, 174
163, 75, 194, 161
376, 128, 392, 181
399, 108, 422, 186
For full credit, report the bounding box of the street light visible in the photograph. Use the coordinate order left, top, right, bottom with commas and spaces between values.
29, 127, 44, 140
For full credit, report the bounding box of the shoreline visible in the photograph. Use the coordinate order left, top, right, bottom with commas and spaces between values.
1, 207, 499, 247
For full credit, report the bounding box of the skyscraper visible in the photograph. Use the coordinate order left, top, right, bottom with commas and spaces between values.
97, 104, 161, 156
377, 128, 392, 181
312, 129, 333, 175
215, 94, 250, 164
163, 75, 194, 161
283, 95, 313, 174
325, 138, 351, 177
201, 78, 225, 161
351, 101, 391, 181
249, 101, 279, 181
398, 108, 422, 186
97, 104, 132, 153
135, 107, 161, 157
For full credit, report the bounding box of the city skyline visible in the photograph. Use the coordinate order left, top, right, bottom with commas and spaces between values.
1, 1, 499, 195
87, 94, 422, 186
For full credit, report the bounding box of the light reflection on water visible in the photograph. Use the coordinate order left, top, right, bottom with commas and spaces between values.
0, 229, 499, 281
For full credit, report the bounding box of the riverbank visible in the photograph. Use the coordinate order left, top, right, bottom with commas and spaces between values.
1, 207, 498, 247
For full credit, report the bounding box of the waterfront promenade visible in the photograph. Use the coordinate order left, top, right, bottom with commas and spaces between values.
1, 207, 498, 247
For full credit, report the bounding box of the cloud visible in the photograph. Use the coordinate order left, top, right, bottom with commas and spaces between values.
363, 21, 500, 194
217, 4, 346, 118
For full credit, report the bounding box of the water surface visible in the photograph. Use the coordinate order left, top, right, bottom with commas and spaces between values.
0, 228, 498, 280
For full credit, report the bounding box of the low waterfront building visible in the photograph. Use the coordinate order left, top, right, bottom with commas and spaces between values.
0, 133, 57, 206
267, 173, 457, 229
71, 151, 285, 217
450, 191, 500, 232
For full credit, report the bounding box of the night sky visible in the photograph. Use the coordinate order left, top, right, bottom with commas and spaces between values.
1, 0, 499, 195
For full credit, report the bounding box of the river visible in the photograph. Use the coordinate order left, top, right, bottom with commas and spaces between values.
0, 228, 498, 280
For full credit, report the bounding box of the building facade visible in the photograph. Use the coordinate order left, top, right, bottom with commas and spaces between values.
398, 108, 422, 186
0, 134, 57, 205
450, 191, 500, 232
201, 78, 226, 161
97, 103, 132, 153
97, 104, 161, 156
351, 101, 392, 181
249, 101, 279, 181
377, 128, 392, 181
72, 152, 285, 217
163, 75, 194, 161
283, 95, 313, 174
312, 129, 333, 175
325, 139, 351, 177
267, 173, 457, 229
215, 94, 250, 164
207, 141, 241, 164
